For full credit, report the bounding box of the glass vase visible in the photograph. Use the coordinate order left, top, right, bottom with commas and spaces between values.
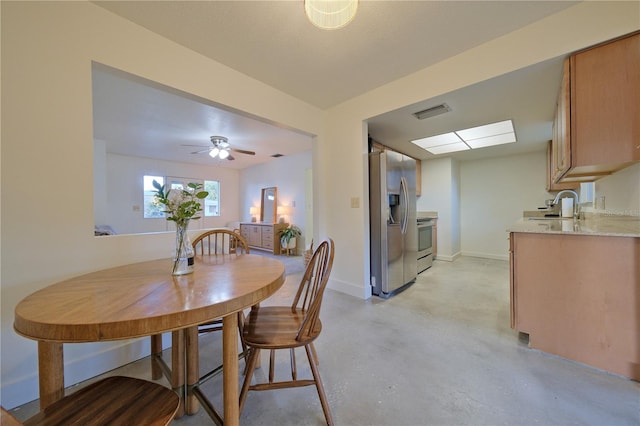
173, 221, 194, 276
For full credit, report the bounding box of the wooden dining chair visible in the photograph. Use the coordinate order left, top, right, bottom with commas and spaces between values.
239, 238, 335, 425
6, 376, 179, 426
192, 228, 248, 257
151, 229, 251, 381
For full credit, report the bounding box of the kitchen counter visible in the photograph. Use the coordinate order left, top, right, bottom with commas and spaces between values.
508, 215, 640, 238
417, 211, 438, 219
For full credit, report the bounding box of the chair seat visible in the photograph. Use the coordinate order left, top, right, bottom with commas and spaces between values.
23, 376, 179, 426
243, 306, 321, 348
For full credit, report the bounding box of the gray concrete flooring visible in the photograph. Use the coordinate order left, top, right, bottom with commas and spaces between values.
10, 256, 640, 425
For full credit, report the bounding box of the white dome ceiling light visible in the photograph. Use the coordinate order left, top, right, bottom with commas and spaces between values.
304, 0, 358, 30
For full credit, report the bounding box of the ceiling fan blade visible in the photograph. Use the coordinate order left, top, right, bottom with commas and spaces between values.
226, 154, 235, 161
191, 148, 211, 154
231, 148, 256, 156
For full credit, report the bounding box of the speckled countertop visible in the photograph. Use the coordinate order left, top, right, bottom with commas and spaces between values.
508, 215, 640, 238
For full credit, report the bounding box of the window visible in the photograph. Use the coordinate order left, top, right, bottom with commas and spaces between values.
143, 175, 219, 218
204, 180, 220, 217
143, 175, 165, 218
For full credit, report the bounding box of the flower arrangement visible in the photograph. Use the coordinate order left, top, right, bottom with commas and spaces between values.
152, 180, 208, 225
152, 180, 208, 275
278, 224, 302, 245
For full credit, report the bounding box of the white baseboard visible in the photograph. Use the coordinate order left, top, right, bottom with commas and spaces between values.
434, 251, 462, 262
327, 278, 367, 300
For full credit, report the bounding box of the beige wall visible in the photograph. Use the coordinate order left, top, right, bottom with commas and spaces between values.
2, 1, 638, 408
460, 151, 550, 260
0, 1, 323, 408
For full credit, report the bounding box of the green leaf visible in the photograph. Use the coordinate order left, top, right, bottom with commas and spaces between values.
195, 191, 208, 199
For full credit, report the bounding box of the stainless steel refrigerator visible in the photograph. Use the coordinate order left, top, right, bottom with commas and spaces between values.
369, 150, 417, 297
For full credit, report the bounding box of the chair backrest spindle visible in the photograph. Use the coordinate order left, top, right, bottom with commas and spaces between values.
192, 229, 249, 256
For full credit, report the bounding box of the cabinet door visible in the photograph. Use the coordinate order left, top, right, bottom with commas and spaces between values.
552, 59, 571, 183
547, 141, 578, 190
570, 32, 640, 168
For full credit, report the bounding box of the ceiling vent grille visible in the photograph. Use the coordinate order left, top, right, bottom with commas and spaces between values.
412, 103, 451, 120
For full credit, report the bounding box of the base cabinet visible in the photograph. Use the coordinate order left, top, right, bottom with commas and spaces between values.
239, 223, 288, 255
510, 232, 639, 380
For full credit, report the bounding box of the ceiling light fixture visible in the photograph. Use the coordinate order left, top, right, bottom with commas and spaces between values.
208, 135, 232, 159
411, 119, 516, 155
305, 0, 358, 30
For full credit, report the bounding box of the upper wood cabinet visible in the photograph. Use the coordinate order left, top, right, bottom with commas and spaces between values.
547, 141, 578, 191
555, 31, 639, 183
548, 59, 578, 190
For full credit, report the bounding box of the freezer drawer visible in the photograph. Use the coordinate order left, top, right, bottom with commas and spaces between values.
418, 253, 433, 274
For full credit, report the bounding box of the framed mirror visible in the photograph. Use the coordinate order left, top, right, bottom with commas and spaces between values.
261, 187, 277, 223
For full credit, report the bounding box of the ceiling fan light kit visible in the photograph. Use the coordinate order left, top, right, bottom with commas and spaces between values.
305, 0, 358, 30
188, 135, 256, 161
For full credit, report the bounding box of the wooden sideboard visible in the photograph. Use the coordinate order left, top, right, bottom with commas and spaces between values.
239, 222, 288, 255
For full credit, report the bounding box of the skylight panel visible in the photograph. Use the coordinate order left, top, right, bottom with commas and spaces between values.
426, 142, 470, 155
411, 132, 461, 149
456, 120, 514, 140
410, 119, 516, 155
465, 132, 516, 149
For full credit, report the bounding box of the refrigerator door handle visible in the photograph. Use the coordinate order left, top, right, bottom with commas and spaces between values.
400, 176, 408, 234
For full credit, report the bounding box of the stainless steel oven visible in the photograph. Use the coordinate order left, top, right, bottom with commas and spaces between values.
417, 218, 433, 273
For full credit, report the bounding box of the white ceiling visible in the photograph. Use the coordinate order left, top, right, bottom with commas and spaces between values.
92, 64, 313, 169
92, 1, 579, 167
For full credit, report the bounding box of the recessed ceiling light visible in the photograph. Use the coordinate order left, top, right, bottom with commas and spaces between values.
427, 142, 470, 155
466, 132, 516, 149
411, 132, 461, 149
410, 119, 516, 155
457, 120, 514, 141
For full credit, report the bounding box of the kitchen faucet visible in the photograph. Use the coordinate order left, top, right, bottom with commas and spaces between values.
553, 189, 580, 219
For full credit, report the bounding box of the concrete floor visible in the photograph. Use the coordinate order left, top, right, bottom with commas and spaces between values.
10, 256, 640, 425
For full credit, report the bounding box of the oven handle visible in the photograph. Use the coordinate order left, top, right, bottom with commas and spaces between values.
417, 219, 434, 228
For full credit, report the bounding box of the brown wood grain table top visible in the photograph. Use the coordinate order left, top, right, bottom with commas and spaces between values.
15, 254, 285, 341
13, 254, 285, 425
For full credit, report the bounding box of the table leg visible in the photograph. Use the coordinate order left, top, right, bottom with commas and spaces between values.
171, 330, 185, 418
37, 341, 64, 410
223, 313, 239, 426
150, 333, 163, 380
185, 326, 200, 415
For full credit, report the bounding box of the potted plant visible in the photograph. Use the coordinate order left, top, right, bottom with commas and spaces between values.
278, 224, 302, 250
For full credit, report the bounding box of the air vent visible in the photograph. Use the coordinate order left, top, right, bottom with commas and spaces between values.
412, 103, 451, 120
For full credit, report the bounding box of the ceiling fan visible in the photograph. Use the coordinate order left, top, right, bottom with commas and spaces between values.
187, 136, 256, 160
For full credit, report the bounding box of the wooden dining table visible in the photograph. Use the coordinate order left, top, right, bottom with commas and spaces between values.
14, 253, 285, 425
